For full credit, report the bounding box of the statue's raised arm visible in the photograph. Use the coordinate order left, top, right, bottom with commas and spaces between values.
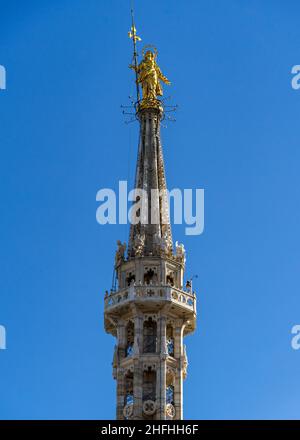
156, 65, 171, 86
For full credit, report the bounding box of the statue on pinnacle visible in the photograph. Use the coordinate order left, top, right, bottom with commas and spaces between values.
129, 48, 171, 108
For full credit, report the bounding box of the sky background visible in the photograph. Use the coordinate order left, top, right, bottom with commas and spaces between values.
0, 0, 300, 420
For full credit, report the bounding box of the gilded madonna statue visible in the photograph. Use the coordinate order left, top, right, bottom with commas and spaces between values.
130, 49, 170, 108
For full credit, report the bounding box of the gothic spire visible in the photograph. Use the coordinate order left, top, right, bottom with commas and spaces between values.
103, 16, 196, 421
127, 39, 173, 258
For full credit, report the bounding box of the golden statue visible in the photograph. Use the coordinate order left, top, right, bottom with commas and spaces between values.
130, 49, 171, 108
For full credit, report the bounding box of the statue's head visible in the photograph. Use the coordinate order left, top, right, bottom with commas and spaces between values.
145, 50, 154, 60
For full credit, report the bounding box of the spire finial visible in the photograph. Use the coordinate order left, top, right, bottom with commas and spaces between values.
128, 3, 141, 102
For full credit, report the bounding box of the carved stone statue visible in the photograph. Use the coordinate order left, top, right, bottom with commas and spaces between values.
175, 241, 186, 265
130, 49, 170, 107
115, 240, 126, 267
183, 344, 188, 379
133, 233, 145, 256
133, 336, 140, 356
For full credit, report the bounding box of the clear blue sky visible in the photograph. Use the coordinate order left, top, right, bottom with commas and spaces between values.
0, 0, 300, 420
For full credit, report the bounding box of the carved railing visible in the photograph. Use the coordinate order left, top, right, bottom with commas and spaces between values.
104, 284, 196, 313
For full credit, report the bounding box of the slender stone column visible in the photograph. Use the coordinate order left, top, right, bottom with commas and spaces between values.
156, 315, 167, 419
116, 367, 125, 420
133, 312, 143, 419
174, 363, 183, 420
133, 359, 143, 419
174, 320, 184, 419
133, 310, 143, 355
174, 319, 183, 358
116, 320, 126, 419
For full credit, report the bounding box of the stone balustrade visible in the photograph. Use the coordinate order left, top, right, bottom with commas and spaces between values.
104, 284, 196, 314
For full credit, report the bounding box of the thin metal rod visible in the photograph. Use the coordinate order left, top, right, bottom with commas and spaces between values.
130, 6, 140, 102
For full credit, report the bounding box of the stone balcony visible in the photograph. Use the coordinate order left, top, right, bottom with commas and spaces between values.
104, 284, 197, 335
105, 284, 196, 312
